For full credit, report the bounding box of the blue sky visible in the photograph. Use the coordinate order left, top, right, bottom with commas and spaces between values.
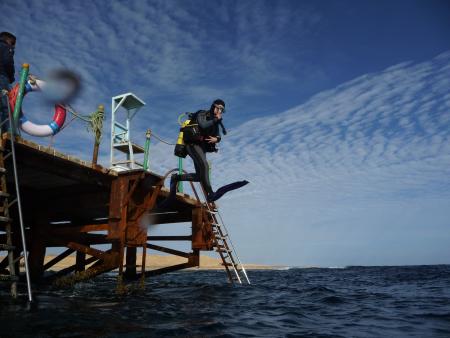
1, 0, 449, 267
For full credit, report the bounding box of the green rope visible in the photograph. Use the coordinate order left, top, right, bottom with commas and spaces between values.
86, 108, 105, 144
65, 104, 104, 143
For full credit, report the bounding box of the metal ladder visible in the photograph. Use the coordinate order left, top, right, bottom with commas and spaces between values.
0, 146, 18, 296
202, 197, 250, 285
0, 90, 32, 301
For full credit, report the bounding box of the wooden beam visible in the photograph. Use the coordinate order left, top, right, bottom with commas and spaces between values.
142, 262, 192, 278
146, 243, 190, 258
50, 224, 109, 235
147, 236, 192, 241
43, 248, 74, 271
45, 233, 113, 247
66, 242, 110, 261
149, 209, 193, 224
45, 256, 99, 283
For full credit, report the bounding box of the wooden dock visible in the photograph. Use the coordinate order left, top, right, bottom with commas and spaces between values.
0, 134, 216, 286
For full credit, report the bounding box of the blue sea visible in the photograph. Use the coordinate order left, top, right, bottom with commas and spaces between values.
1, 265, 450, 337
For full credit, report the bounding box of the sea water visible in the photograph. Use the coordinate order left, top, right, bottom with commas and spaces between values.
1, 265, 450, 337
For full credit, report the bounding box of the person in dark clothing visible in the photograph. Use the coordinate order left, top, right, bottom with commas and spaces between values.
0, 31, 16, 131
170, 99, 226, 202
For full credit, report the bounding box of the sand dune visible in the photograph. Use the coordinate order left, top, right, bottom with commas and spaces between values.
1, 254, 277, 271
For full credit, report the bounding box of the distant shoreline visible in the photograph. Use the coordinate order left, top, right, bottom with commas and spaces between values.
1, 254, 286, 271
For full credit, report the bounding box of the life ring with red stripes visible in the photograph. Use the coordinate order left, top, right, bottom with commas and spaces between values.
8, 79, 66, 137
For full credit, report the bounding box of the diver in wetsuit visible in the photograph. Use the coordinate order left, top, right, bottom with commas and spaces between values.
170, 99, 226, 202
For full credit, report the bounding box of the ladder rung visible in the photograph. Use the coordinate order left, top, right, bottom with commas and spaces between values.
0, 244, 15, 250
215, 249, 228, 255
215, 246, 231, 252
214, 232, 228, 238
221, 262, 234, 267
0, 191, 10, 198
0, 274, 19, 282
0, 216, 12, 223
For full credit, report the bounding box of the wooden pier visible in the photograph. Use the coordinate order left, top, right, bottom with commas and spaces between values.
0, 133, 216, 286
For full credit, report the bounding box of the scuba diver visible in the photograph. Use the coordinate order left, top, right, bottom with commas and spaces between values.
162, 99, 248, 206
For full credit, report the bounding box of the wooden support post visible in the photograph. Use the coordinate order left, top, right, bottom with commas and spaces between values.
28, 221, 46, 282
141, 243, 147, 276
76, 250, 86, 272
190, 249, 200, 267
125, 246, 137, 279
28, 240, 46, 282
107, 177, 129, 276
192, 207, 213, 250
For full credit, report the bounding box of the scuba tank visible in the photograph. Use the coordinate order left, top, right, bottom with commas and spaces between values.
174, 117, 190, 158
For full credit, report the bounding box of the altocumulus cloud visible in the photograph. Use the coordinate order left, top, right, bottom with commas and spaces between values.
0, 0, 322, 154
202, 52, 450, 266
101, 52, 450, 266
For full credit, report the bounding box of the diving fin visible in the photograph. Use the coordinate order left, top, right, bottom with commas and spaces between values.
207, 180, 249, 202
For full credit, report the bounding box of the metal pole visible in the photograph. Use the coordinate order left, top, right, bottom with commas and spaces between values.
6, 92, 33, 302
143, 129, 151, 171
12, 64, 29, 134
178, 157, 183, 193
176, 112, 187, 193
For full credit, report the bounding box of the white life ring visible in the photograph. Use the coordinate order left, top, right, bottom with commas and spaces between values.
8, 79, 67, 137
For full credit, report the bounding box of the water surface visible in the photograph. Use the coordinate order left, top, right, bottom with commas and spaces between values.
1, 265, 450, 337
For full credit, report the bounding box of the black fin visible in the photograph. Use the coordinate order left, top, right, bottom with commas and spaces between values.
208, 180, 249, 202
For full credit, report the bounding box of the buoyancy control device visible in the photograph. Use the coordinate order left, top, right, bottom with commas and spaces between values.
174, 112, 202, 158
174, 110, 227, 157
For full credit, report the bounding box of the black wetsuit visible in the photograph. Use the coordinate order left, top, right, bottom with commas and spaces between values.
176, 109, 221, 197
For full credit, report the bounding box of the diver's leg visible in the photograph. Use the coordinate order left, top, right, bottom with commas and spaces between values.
187, 144, 213, 196
166, 145, 203, 200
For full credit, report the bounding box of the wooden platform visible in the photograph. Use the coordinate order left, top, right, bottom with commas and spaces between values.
0, 134, 216, 286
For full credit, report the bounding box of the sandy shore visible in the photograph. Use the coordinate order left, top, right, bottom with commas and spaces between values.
2, 254, 283, 271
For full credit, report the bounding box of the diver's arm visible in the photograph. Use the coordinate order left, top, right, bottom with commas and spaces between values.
197, 111, 220, 129
1, 44, 15, 83
205, 135, 220, 143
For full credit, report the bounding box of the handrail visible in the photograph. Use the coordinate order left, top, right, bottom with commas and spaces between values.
5, 91, 33, 302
